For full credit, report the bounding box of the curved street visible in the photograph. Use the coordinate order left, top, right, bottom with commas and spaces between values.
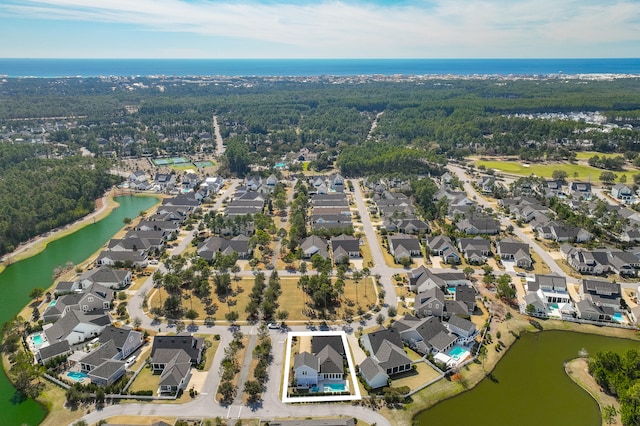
81, 178, 397, 425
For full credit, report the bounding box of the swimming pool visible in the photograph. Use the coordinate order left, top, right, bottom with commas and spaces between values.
448, 346, 469, 361
311, 382, 347, 393
324, 383, 346, 392
447, 287, 456, 294
67, 372, 88, 382
548, 303, 559, 310
613, 312, 625, 322
32, 334, 44, 346
48, 299, 57, 307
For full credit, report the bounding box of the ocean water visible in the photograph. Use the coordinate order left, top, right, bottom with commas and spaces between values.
1, 58, 640, 78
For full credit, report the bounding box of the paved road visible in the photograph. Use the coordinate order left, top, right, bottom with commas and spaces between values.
213, 115, 225, 156
448, 164, 576, 283
111, 177, 392, 426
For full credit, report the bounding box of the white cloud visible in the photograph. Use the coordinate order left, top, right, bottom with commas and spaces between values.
2, 0, 640, 57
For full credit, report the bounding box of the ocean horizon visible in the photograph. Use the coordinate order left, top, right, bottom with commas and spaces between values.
1, 58, 640, 78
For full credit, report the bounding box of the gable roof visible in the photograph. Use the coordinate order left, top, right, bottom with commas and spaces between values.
294, 351, 319, 371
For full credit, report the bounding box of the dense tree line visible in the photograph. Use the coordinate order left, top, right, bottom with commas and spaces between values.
589, 349, 640, 425
336, 141, 444, 177
0, 145, 118, 256
5, 77, 640, 166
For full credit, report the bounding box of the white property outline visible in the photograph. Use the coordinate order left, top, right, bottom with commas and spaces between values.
281, 330, 362, 403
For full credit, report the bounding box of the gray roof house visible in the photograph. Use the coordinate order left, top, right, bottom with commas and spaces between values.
458, 237, 491, 264
360, 327, 411, 380
454, 285, 477, 314
580, 279, 622, 311
157, 350, 193, 395
425, 235, 460, 264
611, 183, 634, 202
407, 265, 467, 293
196, 235, 252, 261
359, 357, 389, 390
456, 216, 500, 235
151, 333, 205, 365
36, 340, 72, 365
331, 235, 361, 263
446, 315, 477, 341
44, 309, 110, 346
80, 340, 127, 386
395, 316, 456, 355
496, 238, 532, 268
300, 236, 329, 259
98, 325, 144, 360
388, 234, 422, 262
77, 266, 132, 290
415, 287, 446, 318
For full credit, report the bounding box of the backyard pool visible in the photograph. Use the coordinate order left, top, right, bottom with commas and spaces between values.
548, 303, 559, 310
66, 372, 88, 382
447, 287, 456, 294
32, 335, 43, 346
448, 346, 470, 361
613, 312, 626, 323
311, 382, 347, 393
48, 300, 57, 307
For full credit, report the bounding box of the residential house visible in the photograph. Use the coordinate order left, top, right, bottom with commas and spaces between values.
43, 283, 112, 323
36, 340, 72, 365
425, 235, 460, 264
181, 172, 200, 191
151, 348, 193, 395
77, 266, 132, 290
456, 216, 500, 235
154, 173, 176, 190
458, 237, 491, 264
360, 328, 411, 379
151, 333, 205, 366
527, 274, 571, 305
293, 344, 345, 388
81, 341, 127, 386
536, 222, 592, 243
331, 235, 361, 263
387, 234, 422, 263
44, 309, 110, 346
544, 180, 565, 198
569, 182, 592, 200
454, 285, 477, 315
414, 287, 446, 319
407, 265, 467, 293
575, 299, 612, 322
581, 279, 622, 312
611, 184, 634, 202
96, 249, 148, 268
445, 315, 477, 345
98, 325, 144, 359
196, 235, 252, 261
359, 357, 389, 390
478, 175, 496, 193
496, 238, 532, 268
300, 236, 329, 259
394, 315, 456, 355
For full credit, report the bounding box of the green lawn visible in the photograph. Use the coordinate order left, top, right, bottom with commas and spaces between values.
574, 151, 624, 160
475, 159, 630, 182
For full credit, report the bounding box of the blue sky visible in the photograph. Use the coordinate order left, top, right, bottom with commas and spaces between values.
1, 0, 639, 58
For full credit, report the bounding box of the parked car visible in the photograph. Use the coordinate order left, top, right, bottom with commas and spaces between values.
267, 322, 280, 329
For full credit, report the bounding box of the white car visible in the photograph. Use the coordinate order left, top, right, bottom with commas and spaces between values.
267, 322, 280, 329
125, 355, 137, 366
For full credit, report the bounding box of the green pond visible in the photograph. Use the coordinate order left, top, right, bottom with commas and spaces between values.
0, 195, 158, 426
415, 330, 639, 426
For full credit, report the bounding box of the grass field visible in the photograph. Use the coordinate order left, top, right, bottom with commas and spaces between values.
149, 275, 377, 323
574, 151, 624, 160
475, 159, 630, 182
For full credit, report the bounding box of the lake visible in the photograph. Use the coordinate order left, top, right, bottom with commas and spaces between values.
0, 195, 158, 426
415, 330, 639, 425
